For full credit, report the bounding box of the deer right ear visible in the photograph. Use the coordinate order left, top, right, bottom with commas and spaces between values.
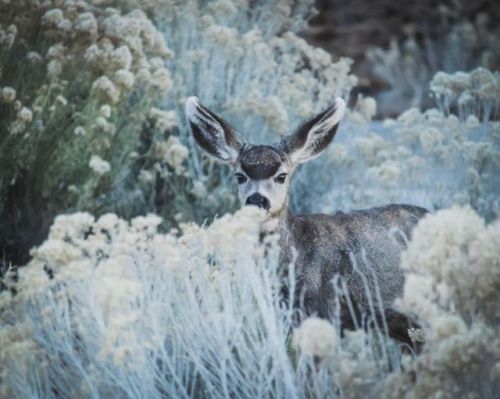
279, 98, 346, 165
185, 97, 246, 164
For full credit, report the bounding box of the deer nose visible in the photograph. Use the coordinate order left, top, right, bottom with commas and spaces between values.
246, 193, 270, 210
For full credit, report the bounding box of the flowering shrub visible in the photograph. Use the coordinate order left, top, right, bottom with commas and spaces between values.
382, 206, 500, 398
0, 0, 356, 264
0, 0, 175, 264
3, 206, 497, 398
0, 208, 393, 398
0, 208, 305, 398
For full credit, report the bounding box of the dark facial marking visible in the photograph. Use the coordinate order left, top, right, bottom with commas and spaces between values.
239, 146, 285, 180
245, 193, 270, 210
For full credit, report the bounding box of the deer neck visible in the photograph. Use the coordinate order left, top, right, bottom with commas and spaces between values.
260, 207, 297, 271
261, 206, 295, 237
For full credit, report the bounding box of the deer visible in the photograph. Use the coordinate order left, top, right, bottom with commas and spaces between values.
185, 96, 427, 349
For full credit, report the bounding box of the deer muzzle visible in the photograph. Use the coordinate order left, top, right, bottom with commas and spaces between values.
246, 193, 270, 210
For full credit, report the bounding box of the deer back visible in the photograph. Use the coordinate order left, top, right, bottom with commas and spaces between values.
280, 204, 428, 319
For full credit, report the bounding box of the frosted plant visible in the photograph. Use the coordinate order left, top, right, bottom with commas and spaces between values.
382, 207, 500, 398
292, 317, 339, 361
1, 206, 424, 398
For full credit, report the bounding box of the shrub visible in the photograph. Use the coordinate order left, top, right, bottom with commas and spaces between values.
0, 0, 356, 265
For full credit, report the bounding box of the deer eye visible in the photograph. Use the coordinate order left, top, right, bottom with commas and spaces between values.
235, 173, 247, 184
274, 173, 287, 184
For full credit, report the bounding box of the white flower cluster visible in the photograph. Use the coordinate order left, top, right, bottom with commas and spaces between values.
80, 7, 173, 102
293, 317, 338, 359
384, 207, 500, 398
1, 207, 295, 398
4, 1, 174, 122
0, 23, 17, 49
0, 86, 16, 103
400, 206, 500, 324
292, 317, 391, 398
0, 0, 186, 239
149, 107, 177, 132
154, 135, 189, 175
89, 154, 111, 175
431, 67, 500, 113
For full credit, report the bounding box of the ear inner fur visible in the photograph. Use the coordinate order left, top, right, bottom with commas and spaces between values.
185, 97, 245, 162
279, 98, 345, 164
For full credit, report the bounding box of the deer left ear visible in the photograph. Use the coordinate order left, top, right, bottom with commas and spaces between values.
185, 97, 246, 164
279, 98, 346, 165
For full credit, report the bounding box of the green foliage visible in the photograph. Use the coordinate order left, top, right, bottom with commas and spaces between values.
0, 1, 174, 264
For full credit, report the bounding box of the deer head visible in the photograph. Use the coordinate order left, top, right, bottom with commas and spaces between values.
185, 97, 346, 217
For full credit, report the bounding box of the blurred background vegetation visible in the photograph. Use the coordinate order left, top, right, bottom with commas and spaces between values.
304, 0, 500, 115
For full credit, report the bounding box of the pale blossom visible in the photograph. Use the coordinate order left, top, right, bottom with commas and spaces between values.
47, 44, 66, 60
149, 108, 177, 131
150, 68, 172, 91
114, 69, 135, 90
157, 136, 188, 174
42, 9, 64, 26
109, 46, 132, 71
17, 107, 33, 124
131, 213, 162, 234
205, 25, 239, 45
191, 181, 207, 198
357, 96, 377, 120
1, 87, 16, 103
57, 19, 72, 32
74, 12, 98, 37
292, 317, 338, 358
94, 116, 116, 135
92, 76, 121, 104
89, 155, 111, 175
47, 60, 62, 80
99, 105, 112, 118
55, 95, 68, 106
138, 169, 154, 183
74, 126, 86, 135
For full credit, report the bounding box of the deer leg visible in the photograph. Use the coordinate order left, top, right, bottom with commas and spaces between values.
337, 304, 423, 353
384, 308, 423, 353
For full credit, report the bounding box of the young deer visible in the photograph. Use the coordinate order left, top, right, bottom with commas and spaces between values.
185, 96, 427, 348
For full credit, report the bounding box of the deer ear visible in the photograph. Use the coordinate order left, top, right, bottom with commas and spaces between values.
185, 97, 246, 164
279, 98, 346, 165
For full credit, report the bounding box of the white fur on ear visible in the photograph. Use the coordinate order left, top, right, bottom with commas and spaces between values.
308, 97, 346, 137
283, 97, 346, 165
185, 97, 243, 163
185, 96, 200, 119
185, 97, 221, 137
